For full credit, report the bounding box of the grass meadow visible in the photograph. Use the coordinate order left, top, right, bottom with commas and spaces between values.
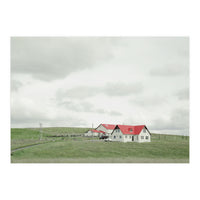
11, 127, 189, 163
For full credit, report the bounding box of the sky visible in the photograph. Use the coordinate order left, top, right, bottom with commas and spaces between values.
11, 37, 189, 135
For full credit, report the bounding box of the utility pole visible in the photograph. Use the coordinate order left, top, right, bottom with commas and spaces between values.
39, 122, 43, 140
92, 123, 94, 137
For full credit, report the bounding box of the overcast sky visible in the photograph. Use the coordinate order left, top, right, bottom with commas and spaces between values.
11, 37, 189, 135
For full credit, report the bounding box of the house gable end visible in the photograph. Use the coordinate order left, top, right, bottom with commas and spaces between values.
111, 125, 120, 135
96, 124, 107, 132
144, 126, 151, 135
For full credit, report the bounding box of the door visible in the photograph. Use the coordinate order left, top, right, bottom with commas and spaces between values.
132, 136, 134, 141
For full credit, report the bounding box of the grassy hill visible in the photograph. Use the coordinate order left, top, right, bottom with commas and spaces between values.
11, 127, 189, 163
33, 126, 91, 135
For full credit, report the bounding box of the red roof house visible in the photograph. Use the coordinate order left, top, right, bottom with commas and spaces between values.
101, 124, 116, 130
111, 125, 151, 143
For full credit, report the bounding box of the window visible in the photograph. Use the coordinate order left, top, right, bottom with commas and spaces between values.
129, 136, 131, 139
119, 136, 122, 139
146, 136, 148, 139
125, 135, 127, 138
141, 136, 144, 139
143, 128, 146, 133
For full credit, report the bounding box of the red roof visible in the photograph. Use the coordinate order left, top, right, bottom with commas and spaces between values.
116, 125, 146, 135
90, 129, 105, 133
101, 124, 116, 130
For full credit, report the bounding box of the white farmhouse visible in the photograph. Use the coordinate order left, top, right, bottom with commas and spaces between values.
111, 125, 151, 143
96, 124, 116, 137
84, 129, 105, 137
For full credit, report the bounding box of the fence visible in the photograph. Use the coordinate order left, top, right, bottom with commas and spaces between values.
46, 134, 83, 138
151, 134, 189, 141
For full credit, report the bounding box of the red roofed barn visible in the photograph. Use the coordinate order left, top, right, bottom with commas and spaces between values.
111, 125, 151, 143
96, 124, 116, 137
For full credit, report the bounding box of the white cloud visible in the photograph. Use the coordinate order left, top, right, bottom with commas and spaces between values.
11, 79, 23, 92
11, 37, 189, 135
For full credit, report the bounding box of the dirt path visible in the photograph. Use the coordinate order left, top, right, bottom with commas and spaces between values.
11, 139, 103, 153
11, 143, 45, 153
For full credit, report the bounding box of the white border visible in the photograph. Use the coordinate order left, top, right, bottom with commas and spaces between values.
1, 1, 199, 200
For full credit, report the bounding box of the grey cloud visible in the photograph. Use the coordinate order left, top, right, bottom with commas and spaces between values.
95, 109, 122, 116
151, 108, 189, 132
11, 37, 115, 81
62, 86, 98, 99
103, 82, 143, 96
148, 38, 189, 77
109, 110, 122, 116
58, 82, 143, 99
58, 100, 122, 116
58, 100, 96, 113
11, 104, 50, 125
113, 37, 189, 76
11, 115, 87, 128
96, 108, 106, 114
176, 88, 189, 100
11, 37, 189, 130
11, 37, 189, 82
129, 95, 166, 107
170, 108, 189, 129
149, 62, 188, 76
58, 100, 80, 111
11, 100, 87, 128
11, 114, 49, 125
47, 118, 87, 127
66, 101, 95, 112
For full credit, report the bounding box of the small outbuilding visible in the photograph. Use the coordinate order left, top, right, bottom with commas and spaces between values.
111, 125, 151, 143
84, 129, 105, 137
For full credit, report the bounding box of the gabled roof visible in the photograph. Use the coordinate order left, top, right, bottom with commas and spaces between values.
90, 129, 105, 133
115, 125, 147, 135
101, 124, 116, 130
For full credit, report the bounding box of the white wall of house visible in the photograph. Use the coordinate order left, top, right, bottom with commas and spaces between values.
137, 127, 151, 142
84, 132, 90, 136
93, 132, 99, 137
111, 127, 151, 143
111, 129, 123, 142
84, 131, 99, 137
123, 134, 139, 142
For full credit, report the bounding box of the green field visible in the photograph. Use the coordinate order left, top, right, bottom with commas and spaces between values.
11, 127, 189, 163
